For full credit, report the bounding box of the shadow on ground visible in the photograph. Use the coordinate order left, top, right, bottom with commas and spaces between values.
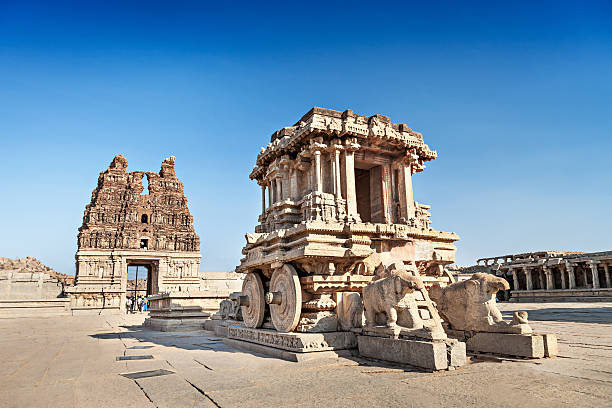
90, 325, 249, 353
90, 324, 432, 373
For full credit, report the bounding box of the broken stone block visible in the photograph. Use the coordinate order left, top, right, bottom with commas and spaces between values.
466, 332, 545, 358
543, 333, 558, 357
357, 335, 448, 371
446, 338, 467, 367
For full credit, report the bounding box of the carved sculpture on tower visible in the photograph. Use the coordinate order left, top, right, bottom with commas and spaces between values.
65, 155, 202, 314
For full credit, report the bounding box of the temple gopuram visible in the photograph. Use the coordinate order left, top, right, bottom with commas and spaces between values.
66, 155, 202, 313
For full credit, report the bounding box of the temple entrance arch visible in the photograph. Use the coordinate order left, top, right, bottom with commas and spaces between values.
127, 261, 157, 297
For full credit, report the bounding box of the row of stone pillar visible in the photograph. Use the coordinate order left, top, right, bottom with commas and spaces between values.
510, 261, 611, 291
258, 146, 361, 221
258, 143, 418, 224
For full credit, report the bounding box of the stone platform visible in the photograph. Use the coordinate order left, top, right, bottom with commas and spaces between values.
226, 326, 357, 353
447, 329, 558, 358
357, 332, 466, 371
511, 288, 612, 302
143, 292, 213, 331
0, 298, 71, 318
143, 311, 211, 332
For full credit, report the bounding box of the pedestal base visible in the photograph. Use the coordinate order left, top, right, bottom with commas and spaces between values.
447, 330, 558, 358
226, 326, 357, 353
357, 335, 466, 371
143, 317, 210, 332
143, 292, 214, 332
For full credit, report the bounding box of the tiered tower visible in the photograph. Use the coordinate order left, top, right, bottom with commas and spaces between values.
67, 155, 201, 313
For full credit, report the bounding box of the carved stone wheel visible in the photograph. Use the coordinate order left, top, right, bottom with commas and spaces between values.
268, 264, 302, 333
240, 272, 265, 328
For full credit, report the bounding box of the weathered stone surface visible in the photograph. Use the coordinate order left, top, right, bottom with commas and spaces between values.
466, 332, 545, 358
357, 335, 448, 371
543, 333, 558, 357
430, 273, 532, 334
227, 325, 357, 352
446, 338, 467, 367
3, 302, 611, 408
335, 292, 364, 330
66, 155, 204, 313
236, 107, 459, 333
472, 251, 612, 302
0, 257, 72, 302
223, 338, 352, 362
143, 290, 235, 331
0, 299, 71, 318
142, 317, 209, 332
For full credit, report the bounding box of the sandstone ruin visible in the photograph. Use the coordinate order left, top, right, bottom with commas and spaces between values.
476, 251, 612, 302
228, 107, 465, 369
0, 257, 72, 317
430, 273, 557, 358
65, 155, 243, 318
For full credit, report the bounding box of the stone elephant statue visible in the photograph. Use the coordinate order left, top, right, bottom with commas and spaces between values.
362, 270, 424, 328
429, 273, 531, 333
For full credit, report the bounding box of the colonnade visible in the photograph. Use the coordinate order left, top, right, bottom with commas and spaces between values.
256, 139, 417, 225
258, 142, 360, 220
509, 261, 612, 291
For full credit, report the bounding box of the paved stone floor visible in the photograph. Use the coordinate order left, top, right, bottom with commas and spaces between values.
1, 302, 611, 408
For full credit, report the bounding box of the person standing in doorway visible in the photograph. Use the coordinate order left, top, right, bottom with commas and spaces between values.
126, 297, 132, 314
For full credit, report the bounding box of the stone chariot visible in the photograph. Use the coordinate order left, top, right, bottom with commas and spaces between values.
235, 108, 459, 334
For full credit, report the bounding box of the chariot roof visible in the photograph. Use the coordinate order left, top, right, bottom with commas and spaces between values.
251, 107, 437, 179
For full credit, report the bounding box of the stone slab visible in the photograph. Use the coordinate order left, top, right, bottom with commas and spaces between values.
466, 332, 545, 358
223, 338, 353, 362
362, 325, 446, 340
0, 299, 71, 318
543, 333, 558, 357
143, 317, 208, 332
357, 335, 449, 371
148, 309, 210, 319
203, 318, 238, 332
227, 326, 357, 353
447, 338, 467, 367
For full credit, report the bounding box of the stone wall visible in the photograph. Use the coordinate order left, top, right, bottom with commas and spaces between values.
0, 257, 71, 317
0, 257, 70, 300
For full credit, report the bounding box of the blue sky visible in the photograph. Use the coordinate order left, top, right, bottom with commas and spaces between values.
1, 1, 611, 274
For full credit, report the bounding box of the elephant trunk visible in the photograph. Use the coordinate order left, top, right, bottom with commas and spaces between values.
491, 277, 510, 292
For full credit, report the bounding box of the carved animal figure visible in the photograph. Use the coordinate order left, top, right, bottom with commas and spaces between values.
337, 292, 365, 330
373, 261, 418, 281
217, 299, 242, 320
362, 270, 424, 328
429, 273, 531, 333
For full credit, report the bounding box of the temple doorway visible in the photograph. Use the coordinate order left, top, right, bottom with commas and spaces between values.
355, 161, 384, 223
126, 260, 160, 297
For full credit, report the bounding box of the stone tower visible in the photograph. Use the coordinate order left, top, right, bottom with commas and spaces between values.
66, 155, 202, 314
